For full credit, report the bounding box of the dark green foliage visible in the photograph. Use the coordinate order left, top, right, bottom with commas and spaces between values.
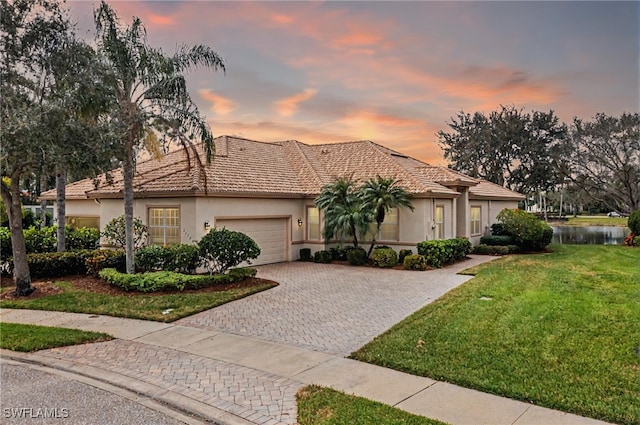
329, 246, 348, 261
134, 245, 167, 272
372, 248, 398, 268
134, 244, 200, 274
84, 250, 126, 275
472, 244, 510, 256
346, 247, 367, 265
66, 227, 100, 250
490, 223, 508, 236
403, 254, 428, 271
1, 226, 101, 260
314, 250, 332, 263
1, 207, 38, 229
480, 235, 513, 246
507, 245, 521, 254
0, 227, 12, 261
101, 215, 148, 249
299, 248, 312, 261
3, 249, 126, 278
99, 267, 256, 292
496, 209, 553, 252
628, 210, 640, 235
398, 249, 413, 264
23, 226, 57, 253
416, 238, 472, 268
199, 228, 260, 274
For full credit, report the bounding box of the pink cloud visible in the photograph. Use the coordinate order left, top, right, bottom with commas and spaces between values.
199, 89, 236, 116
274, 89, 318, 117
148, 14, 175, 26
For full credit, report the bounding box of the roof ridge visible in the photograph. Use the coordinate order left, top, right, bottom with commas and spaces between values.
288, 141, 325, 191
364, 141, 428, 187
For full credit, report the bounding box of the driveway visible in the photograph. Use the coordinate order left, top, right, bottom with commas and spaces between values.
177, 256, 494, 356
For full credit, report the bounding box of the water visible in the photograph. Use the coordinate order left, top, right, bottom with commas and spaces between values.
551, 226, 631, 245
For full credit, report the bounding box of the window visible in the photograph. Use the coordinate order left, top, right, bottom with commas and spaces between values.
307, 206, 321, 240
379, 208, 399, 241
148, 207, 180, 245
67, 216, 100, 229
470, 206, 481, 236
435, 206, 444, 239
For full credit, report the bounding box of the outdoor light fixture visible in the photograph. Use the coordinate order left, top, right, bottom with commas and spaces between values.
297, 218, 303, 226
204, 221, 210, 229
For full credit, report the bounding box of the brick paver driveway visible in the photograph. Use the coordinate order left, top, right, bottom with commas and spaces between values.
178, 256, 493, 356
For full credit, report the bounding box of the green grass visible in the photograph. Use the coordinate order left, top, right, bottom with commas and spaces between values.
297, 386, 448, 425
548, 216, 629, 227
352, 245, 640, 425
0, 322, 112, 352
0, 281, 277, 322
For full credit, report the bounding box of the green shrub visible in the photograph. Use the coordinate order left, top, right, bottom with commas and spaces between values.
490, 223, 508, 236
101, 215, 148, 248
98, 267, 256, 292
416, 238, 472, 268
0, 227, 11, 261
472, 244, 510, 255
346, 247, 367, 265
495, 209, 553, 252
633, 236, 640, 247
66, 227, 100, 250
299, 248, 312, 261
372, 248, 398, 268
403, 254, 427, 271
329, 246, 348, 261
85, 250, 126, 275
135, 245, 168, 272
314, 250, 332, 263
398, 249, 412, 264
628, 210, 640, 235
24, 226, 56, 253
199, 228, 260, 274
480, 235, 513, 246
507, 245, 521, 254
164, 244, 200, 274
3, 249, 126, 278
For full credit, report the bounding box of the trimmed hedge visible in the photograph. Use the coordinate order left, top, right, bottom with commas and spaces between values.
479, 235, 513, 246
495, 209, 553, 252
329, 246, 348, 261
314, 250, 332, 263
135, 244, 200, 273
199, 228, 260, 274
472, 244, 510, 256
416, 237, 472, 268
0, 226, 100, 261
346, 247, 367, 265
398, 249, 412, 264
3, 249, 126, 279
99, 267, 257, 292
403, 254, 428, 271
299, 248, 312, 261
372, 248, 398, 268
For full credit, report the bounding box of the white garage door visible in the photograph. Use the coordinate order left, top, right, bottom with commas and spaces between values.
215, 218, 288, 266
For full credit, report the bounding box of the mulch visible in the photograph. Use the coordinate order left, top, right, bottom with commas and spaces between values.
0, 274, 277, 300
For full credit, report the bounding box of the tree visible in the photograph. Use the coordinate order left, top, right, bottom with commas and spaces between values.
1, 0, 75, 295
562, 113, 639, 214
361, 176, 414, 256
437, 105, 568, 198
315, 177, 371, 248
93, 1, 225, 273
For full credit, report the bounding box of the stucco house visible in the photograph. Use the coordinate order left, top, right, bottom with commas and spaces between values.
41, 136, 524, 265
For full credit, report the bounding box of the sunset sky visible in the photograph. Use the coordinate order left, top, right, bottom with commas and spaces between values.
68, 1, 639, 165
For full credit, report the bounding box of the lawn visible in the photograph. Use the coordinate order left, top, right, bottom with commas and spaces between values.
0, 279, 277, 322
352, 244, 640, 425
0, 322, 112, 352
297, 386, 448, 425
547, 216, 629, 227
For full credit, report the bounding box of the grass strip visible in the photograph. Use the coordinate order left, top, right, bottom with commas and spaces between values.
352, 245, 640, 425
297, 386, 448, 425
0, 322, 112, 352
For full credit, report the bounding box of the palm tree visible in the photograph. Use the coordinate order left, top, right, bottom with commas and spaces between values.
361, 176, 414, 257
93, 1, 225, 273
315, 177, 371, 248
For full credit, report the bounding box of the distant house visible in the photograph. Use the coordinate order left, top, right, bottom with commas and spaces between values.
41, 136, 524, 265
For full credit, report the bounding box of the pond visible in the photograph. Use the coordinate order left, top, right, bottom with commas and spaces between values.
551, 226, 631, 245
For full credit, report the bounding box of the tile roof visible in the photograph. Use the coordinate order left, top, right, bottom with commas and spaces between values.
40, 136, 523, 200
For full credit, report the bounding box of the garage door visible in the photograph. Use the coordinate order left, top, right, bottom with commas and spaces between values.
215, 218, 288, 266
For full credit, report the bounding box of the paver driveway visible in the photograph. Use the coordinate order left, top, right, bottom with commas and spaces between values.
178, 256, 494, 356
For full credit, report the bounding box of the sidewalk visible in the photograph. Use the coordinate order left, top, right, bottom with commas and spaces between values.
0, 308, 612, 425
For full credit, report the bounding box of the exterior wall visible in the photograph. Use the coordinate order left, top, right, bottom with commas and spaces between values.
468, 199, 520, 245
52, 199, 99, 221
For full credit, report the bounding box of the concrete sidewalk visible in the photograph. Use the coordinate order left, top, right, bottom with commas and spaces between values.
0, 308, 612, 425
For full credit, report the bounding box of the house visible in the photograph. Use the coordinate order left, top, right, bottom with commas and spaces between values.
41, 136, 524, 265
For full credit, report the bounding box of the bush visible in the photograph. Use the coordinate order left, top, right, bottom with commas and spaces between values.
164, 244, 200, 274
299, 248, 312, 261
480, 235, 513, 246
314, 250, 332, 263
99, 267, 257, 292
346, 247, 367, 266
507, 245, 521, 254
403, 254, 428, 271
416, 238, 472, 268
135, 245, 168, 272
372, 248, 398, 268
85, 250, 126, 275
472, 244, 510, 256
329, 246, 348, 261
24, 226, 56, 253
495, 209, 553, 252
0, 227, 11, 261
101, 215, 148, 248
490, 223, 508, 236
398, 249, 412, 264
634, 236, 640, 247
66, 227, 100, 250
199, 228, 260, 274
628, 210, 640, 235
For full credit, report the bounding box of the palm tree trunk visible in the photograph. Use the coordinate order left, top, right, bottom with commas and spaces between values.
367, 223, 382, 257
123, 147, 135, 274
1, 177, 33, 296
56, 169, 66, 252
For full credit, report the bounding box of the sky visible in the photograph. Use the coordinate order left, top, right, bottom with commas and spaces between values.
68, 1, 640, 165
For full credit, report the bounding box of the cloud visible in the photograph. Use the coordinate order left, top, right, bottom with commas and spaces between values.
274, 89, 318, 117
148, 14, 175, 26
199, 89, 236, 115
